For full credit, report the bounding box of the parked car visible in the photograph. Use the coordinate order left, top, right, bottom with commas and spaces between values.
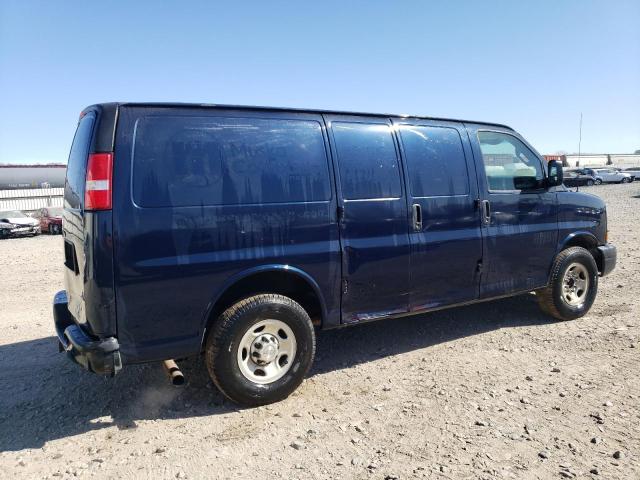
563, 170, 597, 187
574, 168, 604, 184
0, 210, 40, 237
623, 167, 640, 181
53, 102, 617, 407
33, 207, 63, 234
589, 168, 632, 183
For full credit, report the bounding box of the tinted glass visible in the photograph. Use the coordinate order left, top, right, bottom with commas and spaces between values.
477, 131, 544, 191
399, 125, 468, 197
65, 112, 95, 209
332, 122, 401, 200
132, 116, 331, 207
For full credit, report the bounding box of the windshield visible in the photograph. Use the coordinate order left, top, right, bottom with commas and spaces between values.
0, 210, 27, 218
48, 207, 63, 217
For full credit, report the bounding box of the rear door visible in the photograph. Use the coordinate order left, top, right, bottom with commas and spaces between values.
63, 111, 97, 326
393, 119, 482, 309
469, 126, 558, 298
325, 115, 411, 323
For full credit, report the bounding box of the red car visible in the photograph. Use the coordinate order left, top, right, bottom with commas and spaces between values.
34, 207, 63, 234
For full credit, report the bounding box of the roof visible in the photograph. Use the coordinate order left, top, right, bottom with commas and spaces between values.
85, 102, 514, 130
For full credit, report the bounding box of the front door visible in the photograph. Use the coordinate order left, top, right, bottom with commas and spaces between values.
325, 115, 411, 323
470, 127, 558, 298
393, 119, 483, 310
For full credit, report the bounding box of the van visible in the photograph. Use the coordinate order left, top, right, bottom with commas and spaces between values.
53, 103, 617, 406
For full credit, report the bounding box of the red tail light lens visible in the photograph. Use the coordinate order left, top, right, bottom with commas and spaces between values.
85, 152, 113, 210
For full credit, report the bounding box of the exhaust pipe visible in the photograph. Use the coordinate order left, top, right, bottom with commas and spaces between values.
162, 359, 185, 386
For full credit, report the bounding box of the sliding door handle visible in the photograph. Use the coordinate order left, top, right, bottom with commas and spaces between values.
412, 203, 422, 231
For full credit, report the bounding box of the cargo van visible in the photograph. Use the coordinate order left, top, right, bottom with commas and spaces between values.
54, 103, 616, 406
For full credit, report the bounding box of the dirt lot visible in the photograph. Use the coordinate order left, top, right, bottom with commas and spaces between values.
0, 183, 638, 480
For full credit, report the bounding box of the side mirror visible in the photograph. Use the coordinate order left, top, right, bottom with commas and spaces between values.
547, 160, 563, 187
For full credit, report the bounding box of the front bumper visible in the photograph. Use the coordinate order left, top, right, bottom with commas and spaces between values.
53, 290, 122, 376
597, 244, 617, 277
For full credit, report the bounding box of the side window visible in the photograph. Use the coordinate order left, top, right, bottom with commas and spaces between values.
399, 125, 469, 197
65, 112, 96, 209
132, 116, 331, 207
332, 122, 401, 200
477, 131, 544, 191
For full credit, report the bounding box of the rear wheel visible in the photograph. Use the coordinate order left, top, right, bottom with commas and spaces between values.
586, 180, 594, 186
536, 247, 598, 321
205, 294, 315, 407
595, 178, 602, 185
621, 177, 630, 183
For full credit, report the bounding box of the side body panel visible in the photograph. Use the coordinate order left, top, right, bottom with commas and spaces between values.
113, 107, 341, 363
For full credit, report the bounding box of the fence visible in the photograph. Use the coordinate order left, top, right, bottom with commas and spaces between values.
0, 188, 64, 212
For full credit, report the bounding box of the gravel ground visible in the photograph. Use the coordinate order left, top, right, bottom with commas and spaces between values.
0, 183, 638, 480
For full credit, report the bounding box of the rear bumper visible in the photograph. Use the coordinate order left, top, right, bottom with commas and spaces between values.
53, 290, 122, 376
597, 244, 617, 277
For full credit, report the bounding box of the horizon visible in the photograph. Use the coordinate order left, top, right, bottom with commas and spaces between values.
1, 0, 639, 164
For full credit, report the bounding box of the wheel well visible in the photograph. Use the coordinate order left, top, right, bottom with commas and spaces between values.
203, 271, 323, 346
563, 235, 602, 272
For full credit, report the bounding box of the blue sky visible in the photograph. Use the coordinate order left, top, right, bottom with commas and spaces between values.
1, 0, 638, 164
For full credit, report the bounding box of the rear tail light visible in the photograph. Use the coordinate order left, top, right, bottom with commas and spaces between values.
85, 153, 113, 210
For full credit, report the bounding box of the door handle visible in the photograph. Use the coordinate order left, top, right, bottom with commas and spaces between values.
481, 200, 491, 225
412, 203, 422, 231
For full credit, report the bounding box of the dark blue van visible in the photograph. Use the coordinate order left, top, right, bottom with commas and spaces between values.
53, 103, 616, 406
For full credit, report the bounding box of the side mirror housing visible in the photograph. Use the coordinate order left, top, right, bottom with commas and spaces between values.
547, 160, 563, 187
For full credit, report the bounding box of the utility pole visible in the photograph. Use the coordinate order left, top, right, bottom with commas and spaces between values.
578, 112, 583, 165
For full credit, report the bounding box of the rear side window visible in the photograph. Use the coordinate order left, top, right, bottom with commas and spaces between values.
332, 122, 401, 200
132, 116, 331, 207
399, 125, 469, 197
64, 112, 96, 209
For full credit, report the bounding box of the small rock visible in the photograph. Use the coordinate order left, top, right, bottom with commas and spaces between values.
17, 459, 26, 467
551, 367, 561, 373
382, 386, 392, 392
538, 451, 549, 459
613, 450, 623, 459
525, 375, 534, 381
384, 475, 399, 480
590, 467, 599, 475
591, 437, 602, 444
92, 458, 105, 463
292, 413, 302, 418
475, 420, 487, 427
175, 472, 186, 479
52, 453, 63, 459
559, 391, 567, 397
520, 397, 531, 404
351, 457, 363, 466
154, 447, 166, 454
290, 442, 304, 450
603, 400, 613, 407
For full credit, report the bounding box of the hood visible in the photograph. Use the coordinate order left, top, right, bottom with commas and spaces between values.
3, 217, 38, 226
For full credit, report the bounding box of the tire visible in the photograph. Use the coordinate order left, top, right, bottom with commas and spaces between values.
621, 177, 630, 184
586, 180, 594, 186
536, 247, 598, 321
595, 179, 602, 185
205, 294, 315, 407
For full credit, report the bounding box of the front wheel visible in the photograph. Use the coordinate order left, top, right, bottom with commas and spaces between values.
536, 247, 598, 321
621, 177, 630, 183
586, 180, 594, 186
205, 294, 316, 407
595, 178, 602, 185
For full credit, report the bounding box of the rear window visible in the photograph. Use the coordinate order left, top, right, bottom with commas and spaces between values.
132, 116, 331, 207
64, 112, 96, 209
